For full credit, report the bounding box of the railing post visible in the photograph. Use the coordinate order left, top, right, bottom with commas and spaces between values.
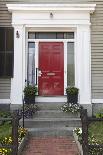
12, 111, 19, 155
80, 109, 89, 155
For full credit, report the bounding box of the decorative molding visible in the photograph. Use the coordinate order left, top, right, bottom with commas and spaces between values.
7, 4, 96, 13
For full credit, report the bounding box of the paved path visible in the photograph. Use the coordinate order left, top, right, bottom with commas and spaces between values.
22, 137, 79, 155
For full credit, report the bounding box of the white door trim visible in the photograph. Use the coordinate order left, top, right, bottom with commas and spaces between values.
27, 39, 75, 95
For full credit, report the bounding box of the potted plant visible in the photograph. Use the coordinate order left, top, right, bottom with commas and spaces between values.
66, 86, 79, 104
23, 85, 37, 104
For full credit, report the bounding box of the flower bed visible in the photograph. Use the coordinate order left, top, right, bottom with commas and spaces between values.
0, 126, 28, 155
18, 131, 29, 155
73, 127, 103, 155
61, 103, 81, 114
19, 104, 39, 118
73, 129, 83, 155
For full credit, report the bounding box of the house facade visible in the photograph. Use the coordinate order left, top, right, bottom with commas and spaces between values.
0, 0, 103, 108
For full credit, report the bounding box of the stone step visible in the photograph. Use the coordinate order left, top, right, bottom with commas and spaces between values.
20, 117, 81, 128
37, 102, 65, 110
34, 110, 80, 118
28, 127, 75, 137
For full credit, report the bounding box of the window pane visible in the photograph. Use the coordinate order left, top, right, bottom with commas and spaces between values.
35, 32, 56, 39
67, 42, 75, 86
28, 32, 35, 39
27, 42, 35, 85
56, 33, 64, 39
0, 28, 5, 51
64, 32, 74, 39
6, 28, 14, 51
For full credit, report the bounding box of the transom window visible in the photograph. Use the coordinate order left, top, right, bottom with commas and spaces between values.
28, 32, 74, 39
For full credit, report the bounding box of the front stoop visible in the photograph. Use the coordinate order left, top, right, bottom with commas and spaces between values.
20, 102, 81, 137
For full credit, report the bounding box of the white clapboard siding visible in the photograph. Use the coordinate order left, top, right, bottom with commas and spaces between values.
0, 79, 11, 99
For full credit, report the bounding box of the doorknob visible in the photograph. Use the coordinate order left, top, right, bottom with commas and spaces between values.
38, 70, 42, 77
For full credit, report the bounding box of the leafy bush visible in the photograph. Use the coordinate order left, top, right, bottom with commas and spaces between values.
24, 85, 38, 97
95, 109, 103, 118
20, 104, 39, 118
66, 86, 79, 95
0, 112, 12, 126
95, 112, 103, 118
0, 112, 11, 118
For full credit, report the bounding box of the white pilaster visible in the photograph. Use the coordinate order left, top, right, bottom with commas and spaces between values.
10, 25, 24, 104
76, 25, 91, 104
64, 41, 67, 95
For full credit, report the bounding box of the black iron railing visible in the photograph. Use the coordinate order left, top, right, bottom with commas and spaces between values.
80, 109, 103, 155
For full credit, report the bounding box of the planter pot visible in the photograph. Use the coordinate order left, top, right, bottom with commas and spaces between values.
24, 96, 35, 104
66, 92, 78, 104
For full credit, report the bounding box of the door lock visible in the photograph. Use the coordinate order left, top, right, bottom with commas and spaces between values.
38, 70, 42, 77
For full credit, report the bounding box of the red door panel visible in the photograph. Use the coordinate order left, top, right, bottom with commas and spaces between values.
38, 42, 64, 96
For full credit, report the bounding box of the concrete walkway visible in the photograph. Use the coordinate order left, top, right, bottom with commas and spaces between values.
22, 136, 79, 155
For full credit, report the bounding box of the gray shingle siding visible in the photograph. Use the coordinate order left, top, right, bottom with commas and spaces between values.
0, 79, 11, 99
0, 0, 103, 100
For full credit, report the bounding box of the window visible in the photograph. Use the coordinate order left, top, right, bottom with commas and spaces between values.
0, 27, 14, 77
27, 42, 35, 85
67, 42, 75, 86
28, 32, 74, 39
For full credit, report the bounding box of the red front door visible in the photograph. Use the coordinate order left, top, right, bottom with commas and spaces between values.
38, 42, 64, 96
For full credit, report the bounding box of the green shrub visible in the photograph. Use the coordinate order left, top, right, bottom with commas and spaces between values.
24, 85, 38, 97
66, 86, 79, 95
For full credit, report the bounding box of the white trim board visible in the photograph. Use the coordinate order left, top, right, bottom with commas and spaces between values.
7, 4, 96, 13
35, 96, 67, 103
0, 99, 10, 104
92, 99, 103, 104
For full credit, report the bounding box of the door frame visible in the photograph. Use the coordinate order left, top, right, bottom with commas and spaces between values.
27, 38, 75, 95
